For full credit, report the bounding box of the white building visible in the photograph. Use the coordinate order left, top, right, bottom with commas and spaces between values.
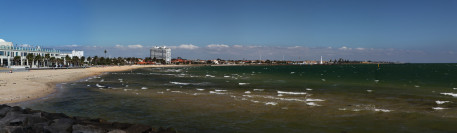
60, 50, 84, 59
0, 39, 83, 68
150, 46, 171, 64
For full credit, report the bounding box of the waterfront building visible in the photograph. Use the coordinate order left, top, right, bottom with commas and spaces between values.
0, 39, 83, 68
150, 46, 171, 64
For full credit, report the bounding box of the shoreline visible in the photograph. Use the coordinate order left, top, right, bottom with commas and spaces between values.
0, 65, 181, 105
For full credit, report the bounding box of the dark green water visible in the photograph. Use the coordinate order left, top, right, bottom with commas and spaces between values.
17, 64, 457, 133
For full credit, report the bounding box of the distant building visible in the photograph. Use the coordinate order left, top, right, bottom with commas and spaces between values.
150, 46, 171, 64
60, 50, 84, 58
0, 39, 83, 68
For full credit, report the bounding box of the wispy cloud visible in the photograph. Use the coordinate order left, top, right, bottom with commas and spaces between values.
115, 44, 124, 48
207, 44, 229, 49
127, 44, 143, 49
20, 44, 32, 47
64, 44, 79, 47
169, 44, 199, 50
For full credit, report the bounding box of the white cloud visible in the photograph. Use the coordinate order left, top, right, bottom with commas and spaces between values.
0, 39, 5, 42
355, 48, 365, 50
247, 46, 262, 48
338, 46, 352, 50
20, 44, 32, 47
170, 44, 199, 50
115, 44, 124, 48
233, 45, 243, 48
287, 46, 302, 49
127, 44, 143, 49
64, 44, 79, 47
207, 44, 229, 49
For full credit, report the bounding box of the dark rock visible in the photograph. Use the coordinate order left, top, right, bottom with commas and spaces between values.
157, 127, 178, 133
125, 124, 153, 133
8, 118, 24, 126
0, 105, 12, 117
0, 105, 176, 133
111, 122, 131, 129
45, 118, 74, 133
108, 129, 127, 133
72, 124, 104, 133
41, 112, 70, 120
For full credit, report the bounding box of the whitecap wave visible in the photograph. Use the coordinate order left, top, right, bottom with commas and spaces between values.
96, 84, 105, 88
265, 102, 278, 106
196, 88, 205, 91
436, 101, 450, 104
141, 87, 148, 90
374, 109, 393, 112
170, 82, 191, 85
215, 89, 227, 92
277, 91, 306, 95
253, 89, 264, 91
244, 91, 251, 94
306, 99, 325, 102
250, 100, 260, 103
239, 83, 250, 85
306, 102, 320, 106
441, 93, 457, 97
432, 107, 448, 110
209, 91, 226, 94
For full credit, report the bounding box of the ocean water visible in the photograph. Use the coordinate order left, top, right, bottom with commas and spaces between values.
18, 64, 457, 132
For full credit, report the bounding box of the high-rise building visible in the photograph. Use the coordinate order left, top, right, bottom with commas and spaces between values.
150, 46, 171, 64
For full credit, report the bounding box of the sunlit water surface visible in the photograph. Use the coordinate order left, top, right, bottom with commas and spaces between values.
16, 64, 457, 132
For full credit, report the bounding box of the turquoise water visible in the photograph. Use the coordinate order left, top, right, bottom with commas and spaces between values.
18, 64, 457, 132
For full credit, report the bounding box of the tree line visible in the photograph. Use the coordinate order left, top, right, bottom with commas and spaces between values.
15, 54, 143, 68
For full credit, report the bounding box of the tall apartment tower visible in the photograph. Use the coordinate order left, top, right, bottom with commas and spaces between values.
150, 46, 171, 64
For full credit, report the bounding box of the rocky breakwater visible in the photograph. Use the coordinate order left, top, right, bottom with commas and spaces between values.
0, 104, 177, 133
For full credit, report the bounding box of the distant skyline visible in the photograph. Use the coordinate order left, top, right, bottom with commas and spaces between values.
0, 0, 456, 63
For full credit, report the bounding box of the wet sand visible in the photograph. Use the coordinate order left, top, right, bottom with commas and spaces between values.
0, 65, 178, 104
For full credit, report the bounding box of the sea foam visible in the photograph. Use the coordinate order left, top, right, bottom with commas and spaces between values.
277, 91, 307, 95
436, 101, 450, 104
265, 102, 278, 106
96, 84, 105, 88
170, 82, 191, 85
432, 107, 448, 110
440, 93, 457, 97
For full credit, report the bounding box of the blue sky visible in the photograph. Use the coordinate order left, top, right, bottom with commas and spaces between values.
0, 0, 456, 62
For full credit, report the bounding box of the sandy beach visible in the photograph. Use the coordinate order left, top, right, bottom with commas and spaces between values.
0, 65, 175, 104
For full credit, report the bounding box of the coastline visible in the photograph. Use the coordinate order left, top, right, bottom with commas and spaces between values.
0, 65, 180, 104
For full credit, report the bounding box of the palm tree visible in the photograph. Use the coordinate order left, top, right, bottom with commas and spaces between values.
34, 54, 42, 68
65, 55, 71, 67
56, 58, 63, 67
26, 53, 34, 68
44, 54, 50, 67
72, 56, 80, 67
104, 49, 107, 58
99, 57, 105, 65
13, 56, 21, 66
87, 56, 92, 66
93, 56, 98, 65
80, 56, 85, 66
50, 57, 56, 67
